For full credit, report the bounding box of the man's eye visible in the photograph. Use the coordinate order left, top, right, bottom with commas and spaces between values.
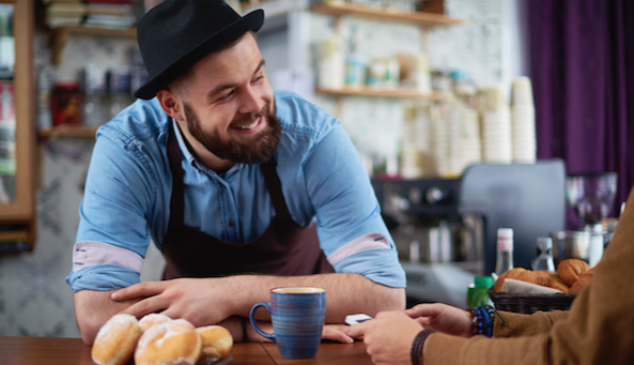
223, 90, 235, 99
253, 75, 264, 83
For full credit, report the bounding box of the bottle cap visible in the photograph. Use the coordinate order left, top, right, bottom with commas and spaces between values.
474, 276, 494, 289
497, 228, 513, 238
497, 228, 513, 251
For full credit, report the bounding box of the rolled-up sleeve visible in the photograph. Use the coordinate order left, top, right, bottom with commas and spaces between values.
66, 127, 156, 292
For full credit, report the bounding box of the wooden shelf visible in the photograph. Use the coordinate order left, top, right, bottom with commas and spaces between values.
311, 2, 465, 27
38, 126, 98, 138
50, 26, 137, 65
316, 87, 447, 99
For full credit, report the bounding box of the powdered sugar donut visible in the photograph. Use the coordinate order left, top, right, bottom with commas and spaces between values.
135, 319, 201, 365
139, 313, 172, 332
196, 325, 233, 364
92, 313, 142, 365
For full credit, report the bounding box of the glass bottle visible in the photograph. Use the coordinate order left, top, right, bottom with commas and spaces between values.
495, 228, 514, 276
532, 237, 555, 272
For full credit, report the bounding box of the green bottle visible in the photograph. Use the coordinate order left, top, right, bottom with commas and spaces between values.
467, 276, 494, 307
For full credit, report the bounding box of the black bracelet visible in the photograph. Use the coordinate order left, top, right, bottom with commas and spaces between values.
241, 316, 249, 343
411, 329, 436, 365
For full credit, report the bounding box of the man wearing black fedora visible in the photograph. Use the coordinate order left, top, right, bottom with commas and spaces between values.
67, 0, 406, 345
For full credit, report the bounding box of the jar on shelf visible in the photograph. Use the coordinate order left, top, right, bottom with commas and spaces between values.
318, 37, 344, 89
51, 81, 82, 126
81, 64, 108, 127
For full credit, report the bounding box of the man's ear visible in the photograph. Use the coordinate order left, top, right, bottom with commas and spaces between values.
156, 88, 184, 121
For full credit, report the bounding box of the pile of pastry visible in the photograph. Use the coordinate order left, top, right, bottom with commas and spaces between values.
92, 313, 233, 365
494, 258, 593, 294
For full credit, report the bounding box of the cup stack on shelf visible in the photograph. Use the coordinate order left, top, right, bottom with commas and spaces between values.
479, 86, 512, 163
401, 104, 433, 179
458, 106, 482, 169
511, 77, 537, 163
430, 103, 451, 176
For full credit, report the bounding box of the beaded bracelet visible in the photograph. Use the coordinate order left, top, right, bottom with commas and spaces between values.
466, 305, 496, 337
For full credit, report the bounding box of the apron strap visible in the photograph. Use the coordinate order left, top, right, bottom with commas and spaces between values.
167, 120, 185, 232
260, 158, 292, 221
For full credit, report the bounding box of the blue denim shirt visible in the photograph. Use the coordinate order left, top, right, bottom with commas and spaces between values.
66, 90, 405, 291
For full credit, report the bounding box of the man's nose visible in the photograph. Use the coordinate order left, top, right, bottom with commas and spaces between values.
238, 85, 264, 114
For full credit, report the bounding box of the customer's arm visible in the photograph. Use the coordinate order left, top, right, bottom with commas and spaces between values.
421, 188, 634, 365
493, 310, 569, 337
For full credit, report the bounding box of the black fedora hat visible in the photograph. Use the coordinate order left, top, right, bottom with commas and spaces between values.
134, 0, 264, 100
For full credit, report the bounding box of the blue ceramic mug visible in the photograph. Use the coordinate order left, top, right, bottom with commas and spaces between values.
249, 287, 326, 359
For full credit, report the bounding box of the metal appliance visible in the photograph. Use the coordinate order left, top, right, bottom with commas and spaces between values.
373, 160, 566, 308
552, 172, 618, 267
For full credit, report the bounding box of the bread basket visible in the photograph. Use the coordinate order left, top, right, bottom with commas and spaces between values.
487, 288, 577, 314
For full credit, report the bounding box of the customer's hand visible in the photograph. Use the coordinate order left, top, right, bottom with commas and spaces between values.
346, 311, 423, 365
406, 303, 472, 337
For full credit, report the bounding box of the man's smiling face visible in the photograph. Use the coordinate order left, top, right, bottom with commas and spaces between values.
171, 32, 280, 165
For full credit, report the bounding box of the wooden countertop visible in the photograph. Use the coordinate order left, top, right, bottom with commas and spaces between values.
0, 335, 374, 365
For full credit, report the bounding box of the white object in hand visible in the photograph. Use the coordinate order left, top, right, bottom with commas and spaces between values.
345, 314, 373, 326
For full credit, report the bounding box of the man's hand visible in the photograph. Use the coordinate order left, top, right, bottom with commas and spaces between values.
111, 278, 235, 327
322, 324, 354, 344
345, 311, 423, 365
405, 303, 472, 337
77, 273, 403, 345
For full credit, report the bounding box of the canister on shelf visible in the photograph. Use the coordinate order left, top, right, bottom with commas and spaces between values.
51, 81, 82, 126
344, 55, 367, 89
318, 37, 344, 89
81, 64, 108, 127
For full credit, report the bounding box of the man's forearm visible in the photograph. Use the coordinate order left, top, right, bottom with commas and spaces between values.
74, 289, 142, 345
227, 273, 405, 323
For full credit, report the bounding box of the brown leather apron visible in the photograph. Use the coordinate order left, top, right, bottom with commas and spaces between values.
161, 122, 334, 279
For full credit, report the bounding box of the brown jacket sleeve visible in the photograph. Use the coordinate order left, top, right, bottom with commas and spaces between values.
421, 188, 634, 365
493, 310, 568, 337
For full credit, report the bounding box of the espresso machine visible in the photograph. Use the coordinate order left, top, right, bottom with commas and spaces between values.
373, 160, 566, 308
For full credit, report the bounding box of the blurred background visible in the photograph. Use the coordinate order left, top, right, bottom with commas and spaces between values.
0, 0, 632, 337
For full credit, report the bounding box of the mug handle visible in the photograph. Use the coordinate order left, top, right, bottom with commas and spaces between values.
249, 302, 276, 342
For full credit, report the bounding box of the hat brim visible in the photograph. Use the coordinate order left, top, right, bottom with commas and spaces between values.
134, 9, 264, 100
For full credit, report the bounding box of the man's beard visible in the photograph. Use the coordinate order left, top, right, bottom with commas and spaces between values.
184, 102, 281, 164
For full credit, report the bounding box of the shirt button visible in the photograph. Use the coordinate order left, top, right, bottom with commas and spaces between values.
228, 220, 235, 227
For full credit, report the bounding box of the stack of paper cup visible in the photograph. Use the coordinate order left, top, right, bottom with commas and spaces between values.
511, 77, 536, 163
430, 103, 450, 176
401, 104, 434, 179
447, 102, 464, 177
480, 86, 512, 163
459, 107, 482, 169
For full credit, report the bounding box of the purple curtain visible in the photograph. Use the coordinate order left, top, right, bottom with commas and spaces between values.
529, 0, 634, 219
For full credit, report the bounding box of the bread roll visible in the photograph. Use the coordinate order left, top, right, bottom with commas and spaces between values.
135, 319, 201, 365
557, 259, 590, 286
139, 313, 172, 332
494, 268, 524, 292
569, 271, 593, 294
196, 325, 233, 364
92, 314, 142, 365
548, 272, 570, 293
495, 268, 553, 292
